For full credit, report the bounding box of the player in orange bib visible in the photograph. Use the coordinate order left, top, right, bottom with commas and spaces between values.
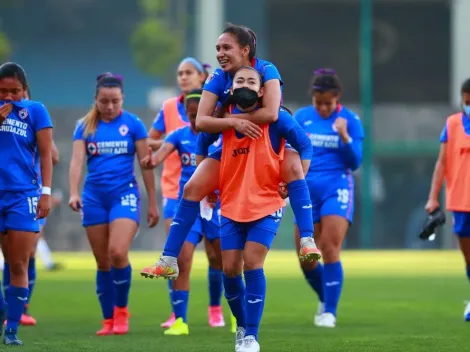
203, 66, 313, 352
426, 77, 470, 321
148, 57, 207, 327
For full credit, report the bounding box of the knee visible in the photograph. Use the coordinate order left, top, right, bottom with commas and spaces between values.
223, 260, 242, 278
243, 257, 264, 271
281, 155, 304, 182
320, 241, 341, 263
207, 252, 222, 270
96, 256, 111, 271
109, 246, 128, 267
177, 253, 192, 275
182, 180, 204, 201
9, 260, 28, 278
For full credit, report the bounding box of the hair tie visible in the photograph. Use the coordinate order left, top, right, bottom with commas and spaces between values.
313, 68, 336, 75
180, 57, 204, 73
186, 93, 202, 100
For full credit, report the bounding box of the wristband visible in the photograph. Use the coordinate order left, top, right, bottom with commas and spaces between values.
42, 187, 52, 195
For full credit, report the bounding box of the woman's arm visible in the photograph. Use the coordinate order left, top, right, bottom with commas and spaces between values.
135, 139, 157, 204
69, 140, 86, 197
51, 140, 59, 165
148, 128, 164, 151
428, 144, 447, 203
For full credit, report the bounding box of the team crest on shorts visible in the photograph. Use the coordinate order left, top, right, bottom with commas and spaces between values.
119, 124, 129, 136
19, 109, 28, 119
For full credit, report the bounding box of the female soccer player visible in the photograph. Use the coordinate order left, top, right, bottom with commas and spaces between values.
141, 24, 319, 279
68, 73, 159, 336
142, 89, 228, 335
2, 86, 63, 327
204, 66, 312, 352
293, 69, 364, 328
0, 62, 53, 345
425, 77, 470, 321
148, 57, 207, 328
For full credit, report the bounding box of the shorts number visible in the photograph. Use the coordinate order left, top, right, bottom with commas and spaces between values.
121, 194, 137, 208
271, 208, 283, 218
336, 189, 349, 204
27, 196, 38, 214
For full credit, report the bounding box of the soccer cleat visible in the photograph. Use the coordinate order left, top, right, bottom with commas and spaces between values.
299, 237, 322, 262
314, 312, 336, 328
3, 329, 22, 346
239, 335, 260, 352
235, 326, 245, 352
113, 307, 130, 335
163, 317, 189, 336
141, 256, 179, 279
313, 301, 325, 325
45, 262, 65, 272
208, 306, 225, 327
20, 313, 37, 326
96, 319, 114, 336
464, 301, 470, 321
161, 312, 176, 328
231, 314, 237, 334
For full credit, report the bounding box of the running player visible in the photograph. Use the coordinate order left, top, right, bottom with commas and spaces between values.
148, 57, 207, 328
294, 69, 364, 328
206, 66, 312, 352
68, 73, 159, 335
141, 89, 227, 334
426, 77, 470, 321
141, 24, 319, 279
0, 62, 54, 345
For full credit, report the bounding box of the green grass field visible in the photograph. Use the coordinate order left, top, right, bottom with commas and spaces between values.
15, 250, 470, 351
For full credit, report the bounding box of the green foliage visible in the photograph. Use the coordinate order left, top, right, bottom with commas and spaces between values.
0, 31, 11, 62
130, 0, 183, 80
130, 19, 181, 78
139, 0, 169, 16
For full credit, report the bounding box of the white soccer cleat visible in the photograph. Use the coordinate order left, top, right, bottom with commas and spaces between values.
464, 301, 470, 321
299, 237, 322, 262
314, 312, 336, 328
235, 327, 246, 352
313, 301, 325, 325
239, 335, 260, 352
140, 256, 179, 279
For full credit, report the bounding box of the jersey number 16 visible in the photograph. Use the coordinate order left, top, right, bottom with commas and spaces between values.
28, 196, 38, 214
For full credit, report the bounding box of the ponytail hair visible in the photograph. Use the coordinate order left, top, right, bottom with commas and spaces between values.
81, 104, 100, 138
81, 72, 124, 137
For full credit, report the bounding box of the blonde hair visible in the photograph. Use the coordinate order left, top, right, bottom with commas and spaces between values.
81, 103, 100, 137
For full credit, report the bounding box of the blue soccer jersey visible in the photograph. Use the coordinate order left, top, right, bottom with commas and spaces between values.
0, 100, 53, 233
73, 110, 148, 227
294, 105, 364, 224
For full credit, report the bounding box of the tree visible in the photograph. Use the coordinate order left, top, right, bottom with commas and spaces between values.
0, 31, 11, 63
130, 0, 184, 84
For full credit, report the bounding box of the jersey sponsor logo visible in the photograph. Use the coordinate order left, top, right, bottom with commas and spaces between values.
307, 133, 339, 148
0, 118, 28, 137
86, 140, 129, 155
119, 124, 129, 136
232, 147, 249, 157
19, 109, 29, 119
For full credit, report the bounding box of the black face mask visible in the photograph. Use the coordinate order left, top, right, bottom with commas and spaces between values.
231, 87, 259, 109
